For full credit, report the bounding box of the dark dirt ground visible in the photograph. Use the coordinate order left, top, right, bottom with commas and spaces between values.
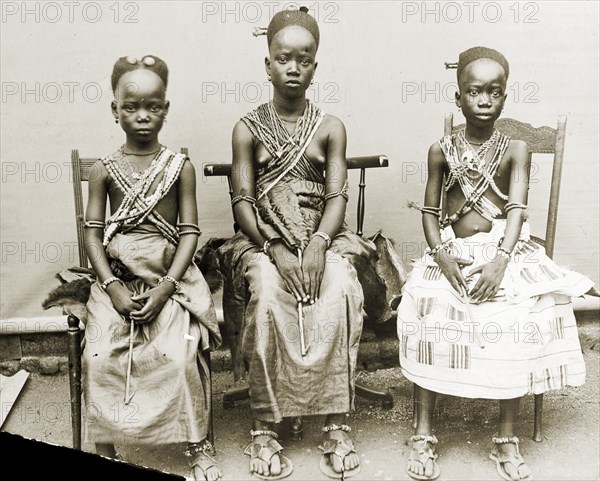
2, 323, 599, 481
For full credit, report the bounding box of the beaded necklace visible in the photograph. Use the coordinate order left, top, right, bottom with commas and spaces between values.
457, 129, 500, 177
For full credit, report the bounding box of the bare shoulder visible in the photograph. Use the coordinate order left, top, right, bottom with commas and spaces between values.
322, 113, 346, 132
427, 141, 445, 165
180, 156, 196, 175
89, 158, 109, 183
506, 138, 529, 163
232, 119, 253, 142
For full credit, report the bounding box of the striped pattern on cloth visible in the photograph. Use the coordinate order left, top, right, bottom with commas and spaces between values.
397, 220, 594, 399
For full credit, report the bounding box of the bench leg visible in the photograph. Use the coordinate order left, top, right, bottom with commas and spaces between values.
355, 382, 394, 409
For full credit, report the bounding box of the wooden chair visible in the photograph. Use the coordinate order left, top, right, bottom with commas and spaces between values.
203, 155, 395, 438
412, 113, 568, 442
67, 148, 215, 450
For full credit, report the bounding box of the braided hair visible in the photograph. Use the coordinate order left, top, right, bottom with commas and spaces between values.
111, 55, 169, 92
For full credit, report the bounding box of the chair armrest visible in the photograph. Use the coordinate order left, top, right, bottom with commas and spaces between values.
203, 156, 389, 178
347, 155, 389, 169
204, 164, 232, 177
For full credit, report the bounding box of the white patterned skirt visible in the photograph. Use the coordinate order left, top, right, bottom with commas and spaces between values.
397, 220, 594, 399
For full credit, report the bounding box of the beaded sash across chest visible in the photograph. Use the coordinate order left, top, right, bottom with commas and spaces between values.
102, 146, 186, 246
440, 130, 510, 227
243, 100, 326, 198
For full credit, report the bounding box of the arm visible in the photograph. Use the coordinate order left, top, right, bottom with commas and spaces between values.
423, 143, 471, 295
231, 120, 307, 301
130, 159, 200, 323
302, 116, 347, 300
84, 161, 143, 318
469, 140, 529, 302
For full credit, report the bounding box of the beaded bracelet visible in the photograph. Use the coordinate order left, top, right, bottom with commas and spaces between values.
496, 246, 512, 260
428, 241, 450, 258
158, 275, 181, 293
312, 231, 332, 249
100, 276, 121, 291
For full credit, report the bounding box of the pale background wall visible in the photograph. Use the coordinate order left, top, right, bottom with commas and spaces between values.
1, 0, 598, 318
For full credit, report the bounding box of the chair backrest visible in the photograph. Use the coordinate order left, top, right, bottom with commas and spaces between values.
70, 147, 190, 268
443, 113, 567, 259
203, 155, 389, 237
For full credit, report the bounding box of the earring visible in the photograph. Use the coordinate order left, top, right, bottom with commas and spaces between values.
310, 79, 314, 86
114, 118, 119, 124
163, 117, 167, 123
267, 75, 271, 82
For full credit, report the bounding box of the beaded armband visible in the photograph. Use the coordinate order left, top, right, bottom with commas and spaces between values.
324, 181, 349, 202
504, 202, 528, 214
158, 275, 181, 293
421, 206, 442, 217
231, 195, 256, 207
84, 220, 106, 229
177, 223, 201, 236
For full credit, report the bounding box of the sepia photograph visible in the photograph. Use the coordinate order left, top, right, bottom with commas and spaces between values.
1, 1, 598, 479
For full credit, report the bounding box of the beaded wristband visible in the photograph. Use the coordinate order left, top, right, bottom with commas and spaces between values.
428, 241, 450, 258
100, 276, 121, 291
496, 246, 512, 260
311, 231, 332, 249
158, 275, 181, 293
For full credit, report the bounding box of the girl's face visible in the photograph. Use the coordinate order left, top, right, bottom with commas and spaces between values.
112, 69, 169, 144
266, 26, 318, 99
456, 59, 507, 128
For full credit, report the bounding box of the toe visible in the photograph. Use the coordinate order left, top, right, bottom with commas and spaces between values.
504, 463, 519, 481
270, 454, 282, 476
331, 454, 344, 473
344, 452, 360, 471
425, 459, 435, 477
518, 464, 531, 479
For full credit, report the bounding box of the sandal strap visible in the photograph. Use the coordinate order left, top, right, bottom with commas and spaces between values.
188, 450, 219, 472
245, 438, 284, 464
493, 451, 527, 470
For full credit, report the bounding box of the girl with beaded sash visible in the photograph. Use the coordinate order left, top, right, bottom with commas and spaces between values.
399, 46, 595, 481
217, 6, 370, 479
82, 55, 222, 481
